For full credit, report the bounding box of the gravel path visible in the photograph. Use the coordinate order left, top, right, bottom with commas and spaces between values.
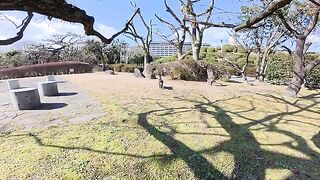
0, 75, 106, 132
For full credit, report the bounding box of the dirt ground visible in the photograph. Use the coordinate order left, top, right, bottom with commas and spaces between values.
63, 72, 294, 109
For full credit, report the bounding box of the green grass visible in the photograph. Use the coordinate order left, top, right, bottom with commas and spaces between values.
0, 74, 320, 179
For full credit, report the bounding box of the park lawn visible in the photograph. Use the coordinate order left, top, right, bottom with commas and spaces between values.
0, 73, 319, 179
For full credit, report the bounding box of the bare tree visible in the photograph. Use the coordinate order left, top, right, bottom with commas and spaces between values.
43, 33, 83, 60
125, 6, 154, 78
255, 25, 287, 81
0, 0, 139, 45
155, 0, 188, 61
230, 32, 254, 81
180, 0, 216, 61
238, 3, 288, 82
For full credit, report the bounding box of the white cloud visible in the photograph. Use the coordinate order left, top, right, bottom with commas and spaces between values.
96, 24, 118, 38
0, 13, 118, 51
203, 28, 231, 46
307, 32, 320, 52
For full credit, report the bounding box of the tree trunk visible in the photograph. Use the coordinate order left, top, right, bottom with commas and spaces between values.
255, 51, 262, 79
102, 62, 106, 71
177, 46, 184, 61
192, 43, 200, 61
285, 36, 306, 97
242, 51, 251, 81
258, 49, 270, 82
143, 54, 155, 79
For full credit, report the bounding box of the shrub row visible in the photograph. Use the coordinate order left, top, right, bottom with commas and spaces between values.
267, 53, 320, 88
110, 64, 137, 73
155, 60, 230, 82
0, 61, 92, 80
153, 55, 177, 64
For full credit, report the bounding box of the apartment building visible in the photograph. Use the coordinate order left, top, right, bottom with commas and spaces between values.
150, 42, 210, 57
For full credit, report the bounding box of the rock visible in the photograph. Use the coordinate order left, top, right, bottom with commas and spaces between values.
105, 70, 115, 75
207, 68, 215, 85
133, 68, 145, 78
144, 64, 156, 79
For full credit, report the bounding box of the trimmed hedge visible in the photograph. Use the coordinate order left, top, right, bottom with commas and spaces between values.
156, 60, 229, 82
222, 44, 238, 53
110, 64, 137, 73
153, 55, 177, 64
266, 54, 293, 85
305, 54, 320, 89
267, 53, 320, 88
0, 61, 92, 80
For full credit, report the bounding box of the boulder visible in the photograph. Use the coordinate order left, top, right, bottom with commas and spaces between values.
144, 64, 156, 79
105, 70, 115, 75
133, 68, 145, 78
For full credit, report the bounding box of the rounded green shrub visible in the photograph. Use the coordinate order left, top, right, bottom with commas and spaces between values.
266, 54, 293, 85
236, 57, 255, 67
153, 55, 177, 64
222, 44, 238, 53
305, 54, 320, 89
111, 64, 137, 72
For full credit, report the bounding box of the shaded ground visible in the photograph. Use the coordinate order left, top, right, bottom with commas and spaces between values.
0, 72, 319, 179
0, 76, 105, 132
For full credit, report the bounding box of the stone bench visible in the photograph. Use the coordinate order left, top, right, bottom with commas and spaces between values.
10, 88, 41, 110
46, 75, 55, 81
38, 81, 59, 96
7, 79, 20, 90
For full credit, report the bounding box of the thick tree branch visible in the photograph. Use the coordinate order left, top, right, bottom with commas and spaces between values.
0, 12, 33, 45
164, 0, 184, 27
0, 0, 139, 44
277, 12, 299, 36
303, 12, 319, 37
305, 58, 320, 74
234, 0, 293, 32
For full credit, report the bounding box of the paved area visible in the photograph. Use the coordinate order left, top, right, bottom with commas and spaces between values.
0, 75, 106, 133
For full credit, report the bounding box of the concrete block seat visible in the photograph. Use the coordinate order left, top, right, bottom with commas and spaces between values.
46, 75, 55, 81
45, 75, 66, 83
7, 79, 20, 90
38, 81, 59, 96
10, 88, 41, 110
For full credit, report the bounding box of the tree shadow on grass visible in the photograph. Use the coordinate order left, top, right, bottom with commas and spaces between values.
9, 133, 171, 159
312, 131, 320, 150
137, 112, 227, 179
4, 93, 320, 179
181, 94, 320, 179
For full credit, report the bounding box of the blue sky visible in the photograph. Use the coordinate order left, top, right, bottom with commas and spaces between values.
0, 0, 319, 51
71, 0, 243, 29
73, 0, 245, 42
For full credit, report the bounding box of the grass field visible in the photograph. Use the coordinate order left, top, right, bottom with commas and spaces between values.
0, 72, 319, 179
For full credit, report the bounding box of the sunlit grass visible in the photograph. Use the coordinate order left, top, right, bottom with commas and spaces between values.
0, 73, 319, 179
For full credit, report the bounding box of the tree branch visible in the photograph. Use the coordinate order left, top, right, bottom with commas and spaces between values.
0, 12, 33, 45
305, 58, 320, 74
303, 12, 319, 37
0, 0, 139, 44
234, 0, 293, 32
